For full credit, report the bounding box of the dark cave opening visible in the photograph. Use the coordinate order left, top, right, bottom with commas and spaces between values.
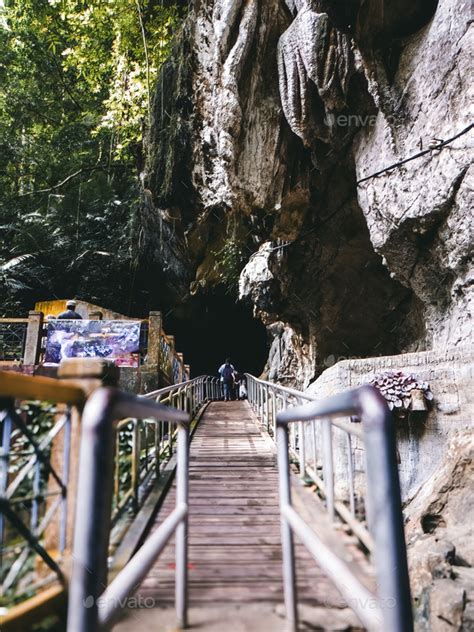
165, 291, 268, 378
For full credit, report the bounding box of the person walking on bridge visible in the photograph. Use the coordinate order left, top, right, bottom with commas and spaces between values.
218, 358, 235, 401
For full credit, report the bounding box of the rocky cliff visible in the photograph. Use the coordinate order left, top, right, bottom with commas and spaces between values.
141, 0, 472, 385
141, 2, 473, 627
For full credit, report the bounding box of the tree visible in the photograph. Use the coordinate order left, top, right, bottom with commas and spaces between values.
0, 0, 180, 315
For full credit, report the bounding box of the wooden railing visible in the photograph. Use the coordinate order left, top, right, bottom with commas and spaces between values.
0, 369, 87, 628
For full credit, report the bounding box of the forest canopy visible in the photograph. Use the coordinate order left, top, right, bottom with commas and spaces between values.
0, 0, 180, 315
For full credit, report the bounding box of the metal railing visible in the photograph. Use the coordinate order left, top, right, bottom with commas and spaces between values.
144, 375, 222, 408
111, 378, 206, 522
0, 371, 85, 603
67, 376, 218, 632
0, 319, 28, 363
246, 374, 412, 632
110, 376, 222, 520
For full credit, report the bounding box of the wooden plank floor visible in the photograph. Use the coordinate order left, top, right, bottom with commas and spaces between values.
114, 401, 369, 630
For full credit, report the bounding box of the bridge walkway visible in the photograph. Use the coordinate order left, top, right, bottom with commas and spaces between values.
115, 401, 373, 631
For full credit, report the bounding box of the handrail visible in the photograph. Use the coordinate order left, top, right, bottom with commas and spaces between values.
143, 375, 205, 398
247, 374, 412, 632
67, 376, 218, 631
246, 373, 363, 438
0, 370, 86, 405
112, 377, 215, 520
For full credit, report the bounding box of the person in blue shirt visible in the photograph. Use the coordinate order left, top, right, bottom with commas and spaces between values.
57, 300, 82, 320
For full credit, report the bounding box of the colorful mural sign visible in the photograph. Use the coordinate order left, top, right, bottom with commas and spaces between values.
44, 320, 142, 367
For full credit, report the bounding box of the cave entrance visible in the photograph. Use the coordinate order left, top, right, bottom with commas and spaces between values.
166, 291, 268, 378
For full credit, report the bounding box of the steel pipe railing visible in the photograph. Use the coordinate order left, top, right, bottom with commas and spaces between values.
67, 374, 220, 631
67, 388, 193, 632
246, 375, 412, 632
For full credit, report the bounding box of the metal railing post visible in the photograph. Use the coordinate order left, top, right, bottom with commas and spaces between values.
276, 423, 298, 632
359, 387, 413, 632
346, 433, 356, 516
67, 391, 117, 632
0, 411, 13, 566
298, 419, 306, 480
175, 422, 189, 628
272, 390, 277, 437
311, 420, 317, 472
59, 408, 72, 553
155, 420, 161, 478
131, 420, 141, 513
265, 385, 270, 432
321, 418, 335, 521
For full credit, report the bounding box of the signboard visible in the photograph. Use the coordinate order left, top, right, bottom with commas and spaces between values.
44, 320, 141, 367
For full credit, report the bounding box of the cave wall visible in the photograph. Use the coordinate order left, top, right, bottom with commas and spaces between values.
142, 0, 472, 385
304, 346, 474, 502
354, 0, 473, 350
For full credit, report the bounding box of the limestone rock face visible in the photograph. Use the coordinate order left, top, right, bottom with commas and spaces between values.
264, 321, 316, 388
144, 0, 310, 303
277, 6, 357, 146
144, 4, 473, 625
354, 0, 473, 350
144, 0, 472, 384
405, 431, 474, 631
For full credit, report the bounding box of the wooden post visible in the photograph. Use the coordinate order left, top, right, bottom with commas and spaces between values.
185, 364, 191, 381
44, 358, 120, 577
23, 310, 44, 366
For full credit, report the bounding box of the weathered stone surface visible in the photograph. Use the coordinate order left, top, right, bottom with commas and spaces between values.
305, 346, 474, 501
405, 431, 474, 566
263, 321, 316, 388
239, 242, 284, 319
277, 7, 357, 146
141, 2, 472, 628
429, 579, 466, 632
404, 431, 474, 631
145, 0, 309, 266
142, 0, 473, 385
354, 0, 473, 350
144, 0, 472, 383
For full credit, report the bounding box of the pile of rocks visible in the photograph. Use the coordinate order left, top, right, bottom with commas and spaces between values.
370, 370, 433, 414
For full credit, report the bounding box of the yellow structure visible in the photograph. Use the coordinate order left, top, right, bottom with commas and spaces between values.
34, 299, 132, 320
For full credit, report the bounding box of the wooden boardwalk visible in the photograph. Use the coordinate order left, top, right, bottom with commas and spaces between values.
115, 401, 370, 631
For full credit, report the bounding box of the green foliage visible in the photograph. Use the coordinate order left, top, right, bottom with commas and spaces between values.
212, 237, 248, 294
0, 0, 180, 315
